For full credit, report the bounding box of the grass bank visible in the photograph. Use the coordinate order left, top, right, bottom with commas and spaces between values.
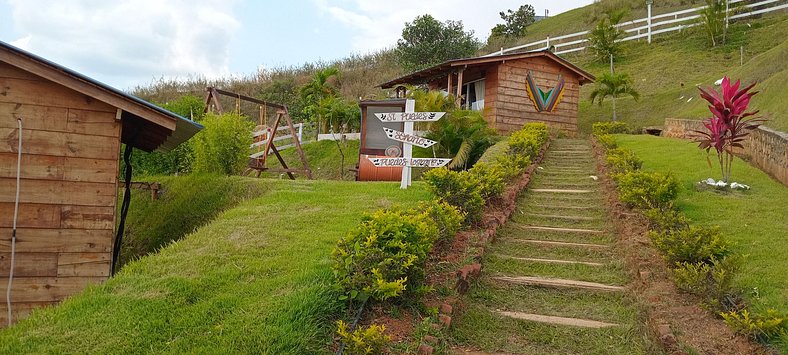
0, 179, 430, 353
616, 135, 787, 345
119, 175, 266, 267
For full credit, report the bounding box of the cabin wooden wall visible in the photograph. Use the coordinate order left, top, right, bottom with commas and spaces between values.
485, 57, 582, 135
0, 61, 119, 325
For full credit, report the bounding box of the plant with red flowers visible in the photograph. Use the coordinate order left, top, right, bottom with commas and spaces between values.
693, 77, 765, 183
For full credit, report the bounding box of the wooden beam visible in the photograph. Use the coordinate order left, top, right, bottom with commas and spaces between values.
455, 69, 464, 107
282, 109, 312, 179
209, 87, 287, 110
0, 49, 176, 131
269, 144, 296, 180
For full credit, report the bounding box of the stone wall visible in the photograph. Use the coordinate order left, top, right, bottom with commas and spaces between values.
664, 118, 788, 186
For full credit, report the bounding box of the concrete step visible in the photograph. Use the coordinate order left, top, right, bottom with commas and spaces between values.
498, 255, 604, 267
524, 213, 600, 222
511, 239, 610, 249
492, 276, 624, 292
495, 311, 619, 328
530, 188, 594, 194
528, 204, 602, 211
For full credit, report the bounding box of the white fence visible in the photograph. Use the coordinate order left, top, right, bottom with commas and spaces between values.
484, 0, 788, 57
250, 123, 304, 159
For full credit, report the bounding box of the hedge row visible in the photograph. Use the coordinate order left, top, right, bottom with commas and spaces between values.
593, 123, 786, 343
330, 123, 549, 352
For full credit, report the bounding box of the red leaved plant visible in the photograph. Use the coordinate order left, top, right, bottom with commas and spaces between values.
693, 77, 765, 182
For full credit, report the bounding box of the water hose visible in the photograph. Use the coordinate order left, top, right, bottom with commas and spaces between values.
6, 118, 22, 326
336, 298, 368, 355
110, 145, 133, 276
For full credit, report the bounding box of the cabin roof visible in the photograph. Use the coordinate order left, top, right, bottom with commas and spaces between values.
380, 50, 596, 88
0, 40, 202, 152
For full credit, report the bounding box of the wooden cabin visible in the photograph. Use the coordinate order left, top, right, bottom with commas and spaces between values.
381, 50, 595, 136
0, 40, 202, 325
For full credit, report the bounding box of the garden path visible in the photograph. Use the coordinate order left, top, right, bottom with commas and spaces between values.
450, 139, 651, 354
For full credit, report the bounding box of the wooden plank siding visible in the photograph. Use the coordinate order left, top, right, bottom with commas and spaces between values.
485, 57, 582, 136
0, 61, 119, 323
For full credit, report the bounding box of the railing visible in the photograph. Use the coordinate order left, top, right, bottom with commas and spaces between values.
250, 122, 304, 159
484, 0, 788, 57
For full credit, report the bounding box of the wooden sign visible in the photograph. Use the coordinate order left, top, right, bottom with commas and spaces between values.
383, 128, 437, 149
367, 157, 451, 168
375, 112, 445, 122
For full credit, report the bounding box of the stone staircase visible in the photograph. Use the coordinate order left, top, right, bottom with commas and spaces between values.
451, 139, 647, 354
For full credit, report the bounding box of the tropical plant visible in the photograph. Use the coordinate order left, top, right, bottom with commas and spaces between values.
588, 9, 626, 63
299, 67, 340, 134
698, 0, 727, 47
424, 109, 496, 170
490, 4, 536, 39
692, 77, 764, 182
589, 72, 640, 121
397, 14, 479, 71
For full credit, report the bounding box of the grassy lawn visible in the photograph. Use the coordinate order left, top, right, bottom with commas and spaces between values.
0, 178, 430, 354
119, 175, 266, 267
615, 135, 788, 317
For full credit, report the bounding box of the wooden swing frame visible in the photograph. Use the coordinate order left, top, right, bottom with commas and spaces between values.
204, 87, 312, 179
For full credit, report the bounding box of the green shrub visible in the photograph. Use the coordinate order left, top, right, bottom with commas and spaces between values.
422, 168, 484, 224
617, 170, 679, 210
605, 147, 642, 175
410, 200, 463, 244
672, 255, 742, 311
509, 122, 548, 157
721, 309, 787, 342
592, 121, 629, 135
643, 208, 690, 233
596, 134, 618, 150
332, 208, 437, 303
475, 139, 510, 165
650, 226, 731, 265
192, 113, 254, 175
336, 320, 391, 354
494, 153, 531, 181
468, 162, 505, 200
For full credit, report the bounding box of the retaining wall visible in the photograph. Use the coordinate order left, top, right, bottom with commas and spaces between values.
663, 118, 788, 186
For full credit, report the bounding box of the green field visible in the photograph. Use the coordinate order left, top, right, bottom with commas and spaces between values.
616, 135, 787, 341
0, 178, 430, 353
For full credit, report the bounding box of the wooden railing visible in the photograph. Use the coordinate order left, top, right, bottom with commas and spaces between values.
250, 122, 304, 159
484, 0, 788, 57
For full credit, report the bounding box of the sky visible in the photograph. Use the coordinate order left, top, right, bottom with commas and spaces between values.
0, 0, 594, 90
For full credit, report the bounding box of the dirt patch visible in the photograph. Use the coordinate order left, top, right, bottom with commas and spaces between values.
591, 138, 773, 355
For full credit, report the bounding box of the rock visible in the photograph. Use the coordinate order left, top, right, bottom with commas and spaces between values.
439, 304, 453, 315
439, 314, 452, 328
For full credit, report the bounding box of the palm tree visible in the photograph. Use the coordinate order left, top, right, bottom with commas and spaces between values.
299, 67, 340, 134
589, 72, 640, 121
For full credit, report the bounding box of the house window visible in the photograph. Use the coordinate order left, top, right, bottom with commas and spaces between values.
461, 79, 485, 111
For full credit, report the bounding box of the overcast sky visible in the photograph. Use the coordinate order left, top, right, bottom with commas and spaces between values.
0, 0, 594, 90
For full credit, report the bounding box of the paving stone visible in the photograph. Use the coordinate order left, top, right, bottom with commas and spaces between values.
496, 311, 619, 328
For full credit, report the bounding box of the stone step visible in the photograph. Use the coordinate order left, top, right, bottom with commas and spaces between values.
495, 311, 619, 328
530, 188, 593, 194
550, 150, 591, 154
492, 276, 624, 292
511, 239, 610, 249
514, 225, 604, 234
498, 255, 604, 267
524, 213, 600, 221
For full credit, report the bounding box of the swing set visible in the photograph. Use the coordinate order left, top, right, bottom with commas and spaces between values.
203, 87, 312, 179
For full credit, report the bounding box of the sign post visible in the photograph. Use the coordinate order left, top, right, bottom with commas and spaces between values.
371, 99, 448, 189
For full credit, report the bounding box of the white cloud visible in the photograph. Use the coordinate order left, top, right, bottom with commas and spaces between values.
315, 0, 593, 53
6, 0, 240, 89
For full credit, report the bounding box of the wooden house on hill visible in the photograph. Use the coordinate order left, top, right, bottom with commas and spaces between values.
0, 40, 202, 325
381, 50, 595, 136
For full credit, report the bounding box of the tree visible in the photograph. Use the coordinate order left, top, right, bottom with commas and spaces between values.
589, 72, 640, 121
299, 67, 340, 134
315, 96, 361, 179
698, 0, 727, 47
490, 5, 536, 39
588, 9, 626, 63
397, 14, 479, 72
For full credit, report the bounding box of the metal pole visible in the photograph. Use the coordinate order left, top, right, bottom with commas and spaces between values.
647, 1, 653, 44
740, 46, 744, 66
610, 54, 614, 74
546, 35, 551, 50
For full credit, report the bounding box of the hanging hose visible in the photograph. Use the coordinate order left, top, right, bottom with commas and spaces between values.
6, 118, 22, 327
110, 145, 133, 276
